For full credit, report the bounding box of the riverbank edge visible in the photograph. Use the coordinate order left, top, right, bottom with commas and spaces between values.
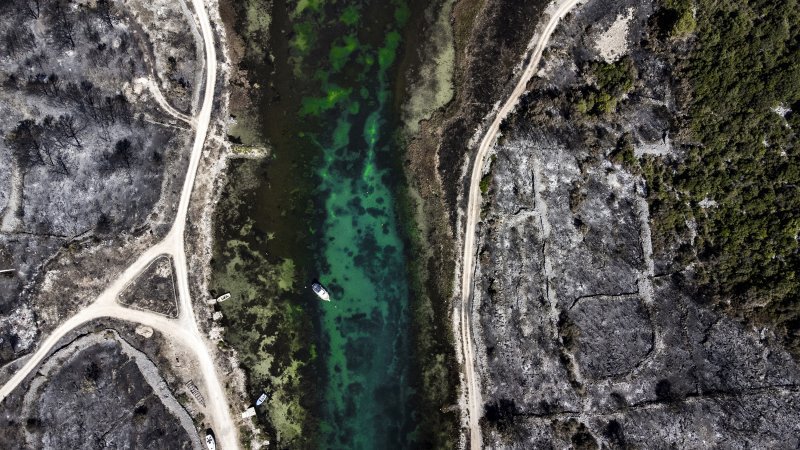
399, 0, 559, 447
210, 0, 464, 447
391, 2, 462, 448
209, 0, 326, 447
182, 0, 273, 446
397, 0, 493, 446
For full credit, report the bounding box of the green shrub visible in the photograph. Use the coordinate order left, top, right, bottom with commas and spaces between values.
646, 0, 800, 354
480, 172, 492, 194
672, 8, 696, 36
574, 58, 636, 116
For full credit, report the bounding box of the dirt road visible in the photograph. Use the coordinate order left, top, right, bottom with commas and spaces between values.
0, 0, 238, 447
457, 1, 582, 448
139, 77, 195, 125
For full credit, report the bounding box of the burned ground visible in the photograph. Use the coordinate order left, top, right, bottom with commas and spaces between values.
0, 0, 197, 366
398, 1, 561, 444
472, 0, 800, 446
476, 134, 800, 448
118, 255, 179, 318
436, 0, 551, 226
0, 328, 201, 449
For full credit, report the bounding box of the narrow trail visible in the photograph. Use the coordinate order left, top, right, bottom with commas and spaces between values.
0, 164, 22, 233
456, 1, 582, 448
0, 0, 236, 447
137, 77, 195, 125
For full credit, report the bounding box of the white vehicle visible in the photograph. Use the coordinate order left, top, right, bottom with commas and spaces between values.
311, 281, 330, 301
256, 392, 268, 406
205, 432, 216, 450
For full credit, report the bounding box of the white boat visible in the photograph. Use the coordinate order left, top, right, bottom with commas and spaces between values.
256, 392, 268, 406
311, 281, 330, 301
216, 293, 231, 303
205, 433, 216, 450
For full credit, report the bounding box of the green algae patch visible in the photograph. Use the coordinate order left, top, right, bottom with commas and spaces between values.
378, 31, 402, 69
340, 5, 360, 26
291, 22, 316, 54
326, 86, 350, 103
362, 161, 374, 180
394, 2, 411, 26
332, 118, 351, 149
277, 258, 296, 291
211, 160, 317, 447
293, 0, 323, 17
363, 111, 380, 147
360, 52, 375, 67
329, 35, 359, 72
300, 85, 352, 116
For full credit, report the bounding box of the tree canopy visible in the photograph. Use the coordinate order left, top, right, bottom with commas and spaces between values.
646, 0, 800, 353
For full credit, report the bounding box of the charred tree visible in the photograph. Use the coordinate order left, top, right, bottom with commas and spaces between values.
47, 0, 76, 50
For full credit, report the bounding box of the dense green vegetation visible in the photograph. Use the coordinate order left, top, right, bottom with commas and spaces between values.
646, 0, 800, 353
480, 173, 493, 194
575, 58, 636, 116
610, 133, 638, 169
655, 0, 697, 38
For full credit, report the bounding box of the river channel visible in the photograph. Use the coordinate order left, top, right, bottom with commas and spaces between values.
219, 0, 424, 447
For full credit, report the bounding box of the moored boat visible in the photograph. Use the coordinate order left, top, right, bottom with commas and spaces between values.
205, 431, 216, 450
311, 281, 330, 301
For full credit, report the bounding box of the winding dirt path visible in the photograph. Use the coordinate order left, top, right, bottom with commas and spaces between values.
0, 0, 237, 447
0, 164, 22, 232
138, 77, 195, 125
457, 1, 582, 448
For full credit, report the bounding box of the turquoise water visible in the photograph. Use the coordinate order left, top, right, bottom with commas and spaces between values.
282, 1, 417, 447
316, 105, 413, 448
216, 0, 425, 445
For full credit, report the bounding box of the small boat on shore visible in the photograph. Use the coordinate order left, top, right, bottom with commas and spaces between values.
205, 431, 216, 450
311, 281, 330, 301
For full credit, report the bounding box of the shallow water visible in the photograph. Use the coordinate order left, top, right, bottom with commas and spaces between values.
250, 0, 419, 447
